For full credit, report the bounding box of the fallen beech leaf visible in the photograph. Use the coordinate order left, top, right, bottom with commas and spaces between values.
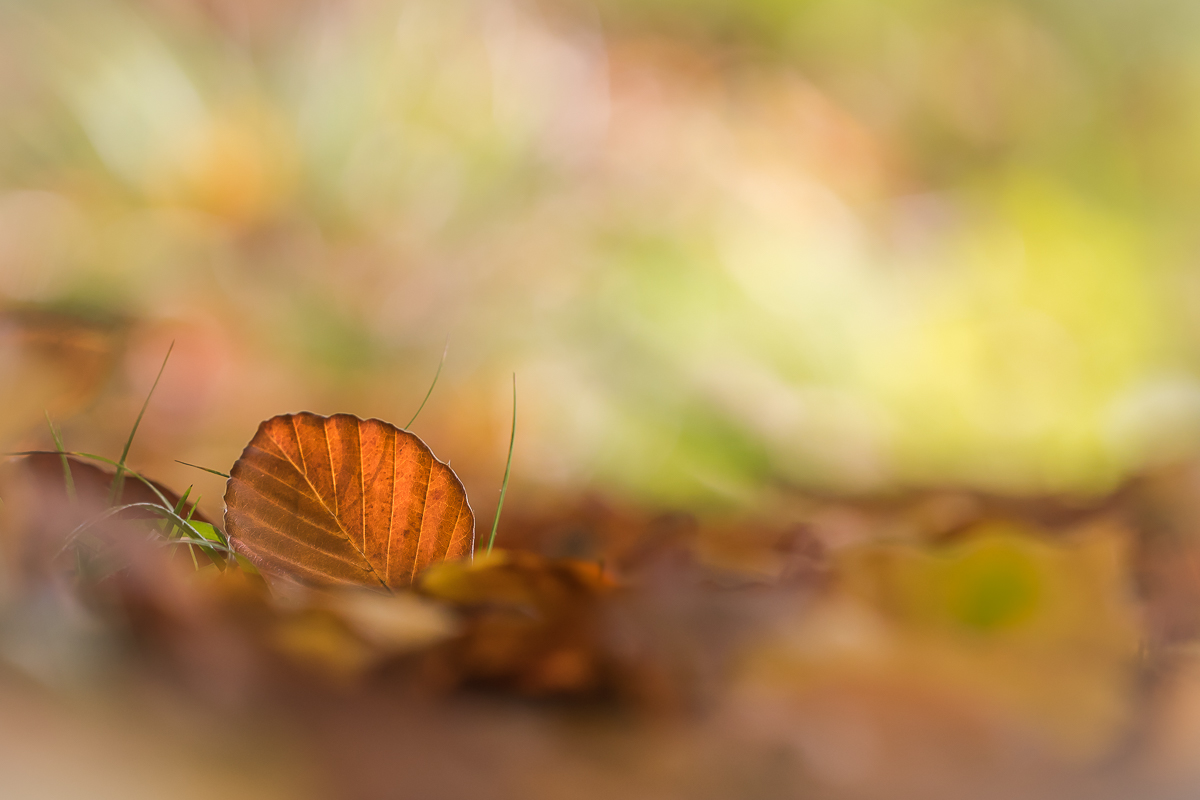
224, 412, 474, 591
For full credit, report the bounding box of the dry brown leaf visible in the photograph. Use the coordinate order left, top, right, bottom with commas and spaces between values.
0, 454, 214, 580
224, 412, 474, 591
10, 453, 211, 523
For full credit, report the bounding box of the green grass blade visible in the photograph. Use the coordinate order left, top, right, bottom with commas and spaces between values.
175, 460, 230, 479
183, 495, 199, 523
404, 337, 449, 430
180, 492, 201, 569
54, 502, 230, 559
486, 374, 516, 556
44, 411, 76, 504
109, 341, 174, 506
163, 485, 193, 538
190, 521, 225, 543
162, 536, 233, 550
186, 518, 228, 569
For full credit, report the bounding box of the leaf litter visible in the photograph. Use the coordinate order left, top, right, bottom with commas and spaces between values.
4, 402, 1200, 799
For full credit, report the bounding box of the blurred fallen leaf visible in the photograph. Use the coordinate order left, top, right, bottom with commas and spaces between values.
417, 550, 613, 695
268, 591, 461, 682
269, 608, 377, 681
0, 308, 121, 448
8, 452, 210, 523
0, 454, 213, 583
224, 412, 474, 590
327, 589, 460, 652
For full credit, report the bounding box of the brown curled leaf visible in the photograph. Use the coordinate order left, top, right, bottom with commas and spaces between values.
8, 453, 212, 525
223, 412, 474, 591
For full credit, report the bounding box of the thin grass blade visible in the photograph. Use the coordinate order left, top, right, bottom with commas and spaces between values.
175, 460, 230, 479
163, 485, 193, 538
404, 337, 449, 430
44, 411, 76, 504
486, 374, 516, 556
109, 341, 174, 506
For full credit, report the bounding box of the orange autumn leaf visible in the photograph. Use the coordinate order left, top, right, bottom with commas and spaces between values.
223, 412, 474, 591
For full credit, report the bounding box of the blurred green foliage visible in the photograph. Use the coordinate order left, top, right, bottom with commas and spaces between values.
3, 0, 1200, 507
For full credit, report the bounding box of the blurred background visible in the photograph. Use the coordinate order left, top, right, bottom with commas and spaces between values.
9, 1, 1200, 797
6, 0, 1200, 515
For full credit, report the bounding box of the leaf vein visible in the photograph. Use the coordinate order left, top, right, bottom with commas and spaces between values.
230, 508, 366, 568
261, 417, 387, 591
410, 456, 434, 583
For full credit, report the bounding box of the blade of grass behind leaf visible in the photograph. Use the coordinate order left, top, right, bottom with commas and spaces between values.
175, 460, 230, 479
45, 411, 75, 504
404, 337, 448, 430
181, 490, 200, 569
486, 374, 516, 556
109, 341, 174, 506
181, 493, 205, 569
163, 486, 193, 538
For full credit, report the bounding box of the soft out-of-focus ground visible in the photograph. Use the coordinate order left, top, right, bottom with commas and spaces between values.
6, 0, 1200, 797
8, 462, 1200, 800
